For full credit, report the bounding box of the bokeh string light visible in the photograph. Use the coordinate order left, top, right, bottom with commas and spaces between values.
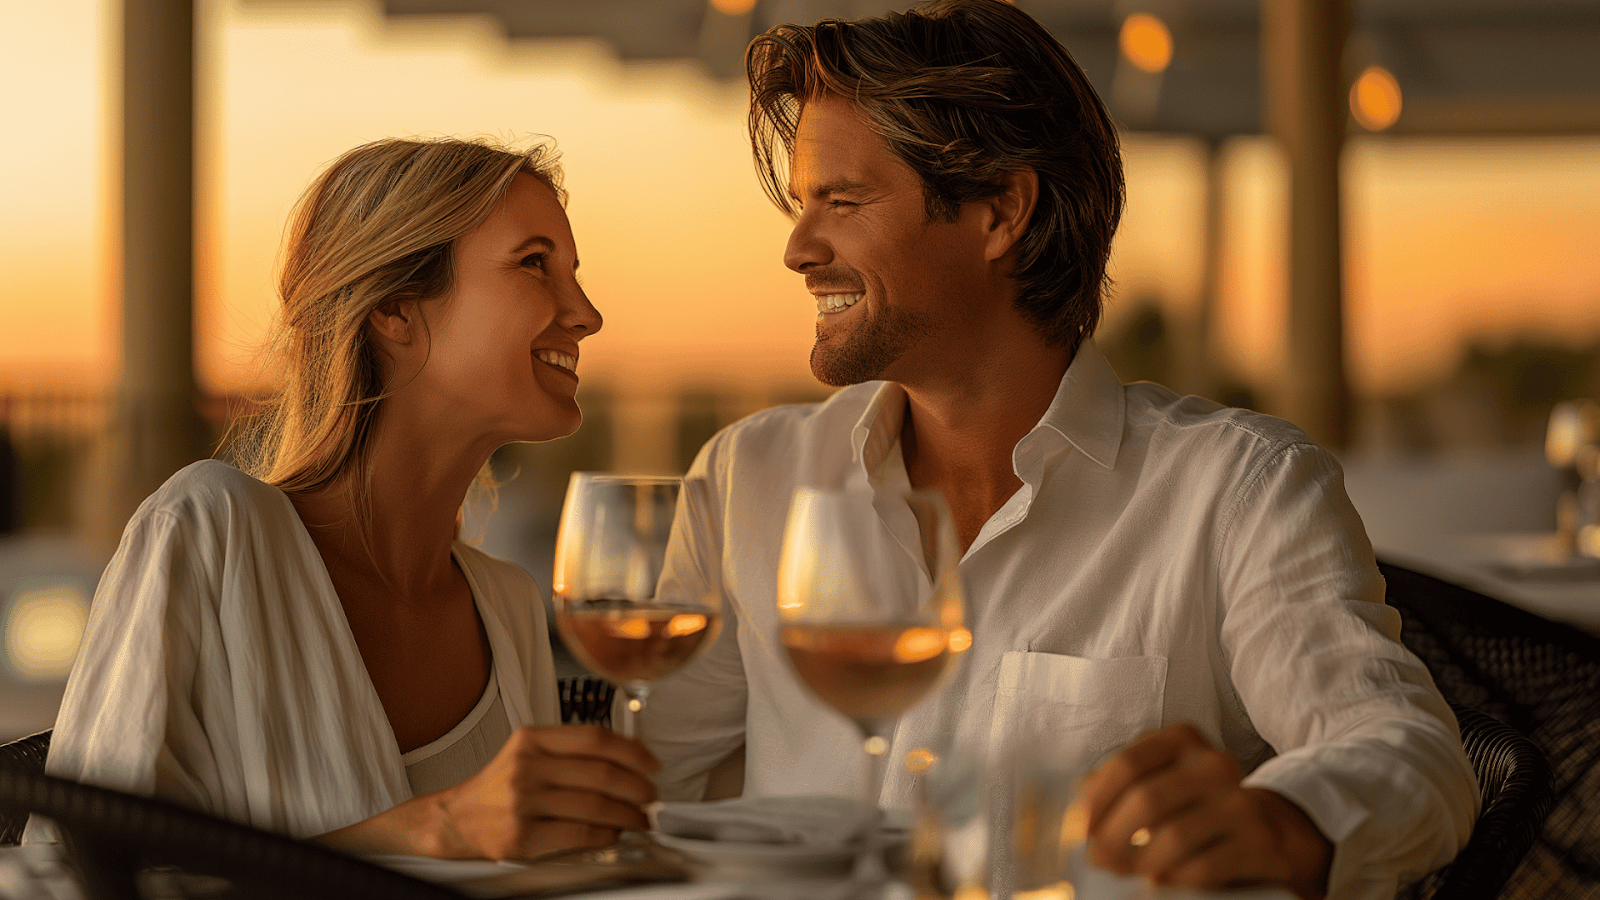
1351, 65, 1404, 131
1120, 13, 1174, 75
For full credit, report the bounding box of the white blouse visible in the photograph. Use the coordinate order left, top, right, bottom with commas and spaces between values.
27, 460, 557, 841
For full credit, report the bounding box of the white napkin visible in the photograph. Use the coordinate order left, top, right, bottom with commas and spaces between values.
650, 795, 874, 845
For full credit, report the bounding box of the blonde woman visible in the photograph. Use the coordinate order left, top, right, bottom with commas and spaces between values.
29, 137, 657, 860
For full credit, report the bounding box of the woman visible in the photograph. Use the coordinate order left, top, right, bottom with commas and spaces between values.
30, 137, 657, 860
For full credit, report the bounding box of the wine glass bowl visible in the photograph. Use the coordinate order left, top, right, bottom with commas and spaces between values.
780, 622, 968, 732
551, 473, 722, 738
555, 606, 717, 684
776, 487, 970, 733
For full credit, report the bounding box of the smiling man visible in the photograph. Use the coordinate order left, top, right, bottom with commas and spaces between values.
642, 2, 1478, 898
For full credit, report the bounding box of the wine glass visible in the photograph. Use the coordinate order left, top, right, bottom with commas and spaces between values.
776, 486, 971, 889
1545, 400, 1600, 559
551, 473, 723, 739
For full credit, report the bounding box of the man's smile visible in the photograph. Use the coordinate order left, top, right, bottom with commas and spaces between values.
814, 292, 863, 313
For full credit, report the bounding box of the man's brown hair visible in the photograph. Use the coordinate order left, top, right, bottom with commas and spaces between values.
748, 0, 1125, 349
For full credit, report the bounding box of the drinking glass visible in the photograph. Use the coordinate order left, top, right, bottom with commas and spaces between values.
906, 750, 989, 899
776, 487, 971, 889
1004, 747, 1091, 900
551, 473, 723, 739
908, 742, 1093, 900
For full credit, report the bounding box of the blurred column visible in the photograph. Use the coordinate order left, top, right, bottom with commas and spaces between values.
1262, 0, 1351, 448
104, 0, 208, 540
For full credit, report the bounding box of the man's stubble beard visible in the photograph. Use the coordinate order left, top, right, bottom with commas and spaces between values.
809, 301, 935, 387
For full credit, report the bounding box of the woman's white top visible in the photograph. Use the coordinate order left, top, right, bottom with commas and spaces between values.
401, 669, 514, 797
27, 460, 557, 841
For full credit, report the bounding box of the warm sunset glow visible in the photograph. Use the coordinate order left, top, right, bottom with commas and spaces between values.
903, 747, 939, 772
666, 612, 709, 636
6, 2, 1600, 422
709, 0, 756, 15
603, 617, 653, 639
893, 627, 948, 663
1351, 65, 1403, 131
1119, 13, 1173, 75
1014, 885, 1075, 900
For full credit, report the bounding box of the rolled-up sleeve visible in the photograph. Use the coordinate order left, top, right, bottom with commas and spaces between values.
1218, 442, 1479, 899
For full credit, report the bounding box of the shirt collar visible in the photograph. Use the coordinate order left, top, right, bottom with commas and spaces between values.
1031, 337, 1125, 470
847, 336, 1126, 481
851, 381, 909, 485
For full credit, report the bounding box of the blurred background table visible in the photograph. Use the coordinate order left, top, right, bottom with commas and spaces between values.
1341, 448, 1600, 636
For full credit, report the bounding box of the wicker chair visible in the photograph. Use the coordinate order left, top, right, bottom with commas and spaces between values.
0, 729, 49, 845
1397, 705, 1552, 900
0, 743, 465, 900
1380, 560, 1600, 899
557, 674, 616, 727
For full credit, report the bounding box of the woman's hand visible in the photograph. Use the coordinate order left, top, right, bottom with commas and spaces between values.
429, 724, 659, 859
1079, 724, 1332, 900
317, 724, 659, 860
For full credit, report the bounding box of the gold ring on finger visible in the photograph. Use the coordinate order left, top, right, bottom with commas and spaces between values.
1129, 827, 1152, 848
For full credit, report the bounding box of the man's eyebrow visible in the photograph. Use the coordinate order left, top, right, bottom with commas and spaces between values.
790, 179, 872, 202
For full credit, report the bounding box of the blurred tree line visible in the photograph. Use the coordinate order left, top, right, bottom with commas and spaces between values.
1097, 298, 1600, 455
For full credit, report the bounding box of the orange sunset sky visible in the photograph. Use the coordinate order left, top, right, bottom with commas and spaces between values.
4, 0, 1600, 405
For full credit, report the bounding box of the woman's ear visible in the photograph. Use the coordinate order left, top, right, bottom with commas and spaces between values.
366, 297, 417, 346
982, 167, 1039, 263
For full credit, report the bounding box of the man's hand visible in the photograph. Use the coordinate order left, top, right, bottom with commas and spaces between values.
1078, 724, 1332, 900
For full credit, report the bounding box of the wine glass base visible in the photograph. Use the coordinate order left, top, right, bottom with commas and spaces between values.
537, 831, 692, 884
822, 876, 916, 900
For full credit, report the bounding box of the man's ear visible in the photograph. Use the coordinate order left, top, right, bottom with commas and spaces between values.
982, 167, 1039, 263
366, 297, 417, 346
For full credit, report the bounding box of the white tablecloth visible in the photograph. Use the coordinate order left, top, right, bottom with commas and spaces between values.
0, 843, 1291, 900
1377, 532, 1600, 636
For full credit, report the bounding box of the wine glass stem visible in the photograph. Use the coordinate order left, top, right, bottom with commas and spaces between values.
854, 729, 891, 884
619, 685, 649, 740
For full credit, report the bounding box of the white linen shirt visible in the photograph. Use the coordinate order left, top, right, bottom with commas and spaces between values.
26, 460, 558, 842
642, 339, 1478, 900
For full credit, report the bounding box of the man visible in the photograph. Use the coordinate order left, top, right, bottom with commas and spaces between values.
642, 2, 1478, 898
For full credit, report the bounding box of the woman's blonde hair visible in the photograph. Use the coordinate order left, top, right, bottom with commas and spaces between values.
233, 136, 564, 506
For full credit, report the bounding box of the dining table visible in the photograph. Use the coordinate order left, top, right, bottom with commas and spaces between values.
0, 838, 1294, 900
1374, 530, 1600, 636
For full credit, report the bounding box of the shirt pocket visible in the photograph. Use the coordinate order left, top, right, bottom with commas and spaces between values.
987, 650, 1168, 777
